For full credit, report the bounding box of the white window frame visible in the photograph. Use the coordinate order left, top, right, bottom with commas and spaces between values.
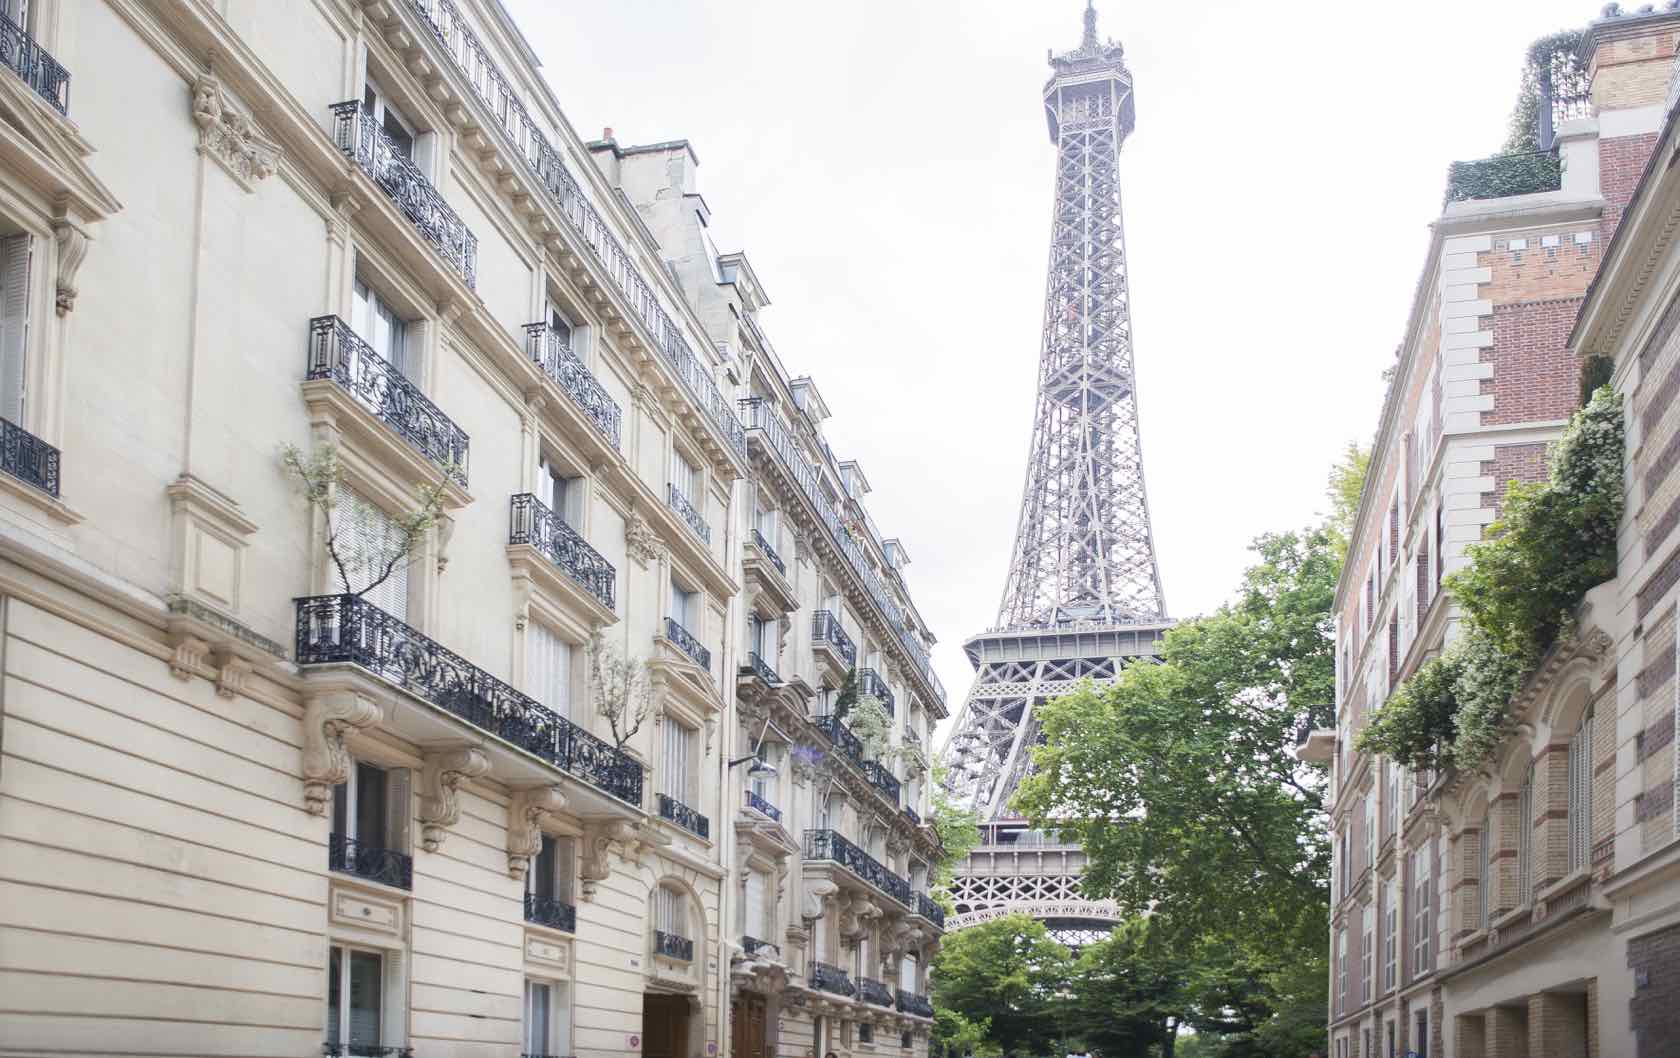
352, 271, 410, 377
327, 943, 402, 1052
526, 832, 576, 908
1569, 708, 1593, 873
1383, 878, 1399, 992
1411, 847, 1431, 976
525, 620, 574, 719
362, 73, 417, 160
331, 760, 410, 856
523, 977, 570, 1058
656, 883, 689, 939
1360, 904, 1374, 1003
338, 488, 412, 621
660, 717, 696, 807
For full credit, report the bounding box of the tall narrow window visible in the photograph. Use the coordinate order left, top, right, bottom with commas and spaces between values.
351, 274, 409, 377
661, 719, 695, 806
525, 980, 553, 1057
1518, 764, 1534, 905
339, 489, 410, 620
673, 450, 701, 504
751, 742, 780, 802
1336, 928, 1348, 1009
545, 301, 574, 350
0, 233, 30, 425
526, 622, 572, 718
656, 883, 688, 939
1365, 790, 1376, 870
326, 946, 386, 1050
527, 833, 575, 909
1386, 761, 1400, 839
670, 580, 696, 631
1434, 504, 1445, 590
1569, 708, 1594, 873
744, 867, 769, 939
1383, 878, 1399, 992
363, 77, 415, 158
1361, 904, 1374, 1002
331, 761, 409, 857
1411, 848, 1431, 976
538, 452, 581, 525
1477, 811, 1491, 928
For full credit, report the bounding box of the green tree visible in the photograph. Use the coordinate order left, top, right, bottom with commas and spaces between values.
1324, 441, 1370, 557
929, 915, 1073, 1055
932, 1009, 998, 1058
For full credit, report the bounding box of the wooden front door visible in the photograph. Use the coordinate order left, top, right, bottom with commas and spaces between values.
645, 994, 691, 1058
731, 994, 768, 1058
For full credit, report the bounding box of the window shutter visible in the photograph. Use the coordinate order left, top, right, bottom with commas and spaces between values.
745, 869, 766, 938
341, 490, 410, 619
0, 233, 31, 425
557, 836, 575, 904
386, 767, 411, 855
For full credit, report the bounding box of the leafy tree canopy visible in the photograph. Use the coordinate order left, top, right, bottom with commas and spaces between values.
929, 915, 1072, 1056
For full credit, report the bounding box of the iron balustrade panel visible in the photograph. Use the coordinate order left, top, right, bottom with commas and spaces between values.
895, 990, 935, 1018
745, 790, 781, 823
330, 100, 478, 288
328, 833, 413, 890
0, 416, 60, 498
742, 652, 779, 685
809, 961, 855, 998
803, 828, 911, 907
523, 323, 622, 447
862, 760, 902, 804
915, 892, 946, 928
0, 10, 68, 114
750, 528, 786, 575
295, 595, 643, 806
858, 668, 895, 715
404, 0, 744, 459
811, 610, 857, 666
509, 493, 616, 610
903, 805, 921, 826
655, 930, 694, 961
524, 891, 577, 933
742, 935, 780, 958
859, 977, 895, 1008
322, 1046, 415, 1058
666, 483, 711, 544
813, 713, 866, 766
307, 316, 469, 486
657, 793, 710, 839
663, 616, 711, 670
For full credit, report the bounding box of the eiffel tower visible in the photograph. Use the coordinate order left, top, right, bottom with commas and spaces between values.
939, 1, 1172, 948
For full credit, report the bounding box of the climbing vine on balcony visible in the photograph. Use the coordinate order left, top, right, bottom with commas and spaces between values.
1357, 386, 1623, 771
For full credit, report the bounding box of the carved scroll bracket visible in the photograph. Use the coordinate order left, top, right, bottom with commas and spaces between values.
301, 691, 382, 815
418, 746, 490, 853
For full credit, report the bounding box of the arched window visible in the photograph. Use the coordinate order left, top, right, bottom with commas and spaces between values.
1518, 764, 1534, 906
1568, 707, 1594, 873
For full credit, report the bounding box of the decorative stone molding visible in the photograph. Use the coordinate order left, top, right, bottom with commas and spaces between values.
802, 877, 838, 922
167, 628, 209, 681
301, 691, 382, 814
418, 746, 490, 853
191, 73, 281, 191
626, 511, 666, 567
579, 819, 667, 899
507, 785, 568, 880
212, 653, 252, 700
52, 218, 88, 316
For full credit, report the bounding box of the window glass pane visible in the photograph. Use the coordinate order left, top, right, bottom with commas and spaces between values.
356, 762, 387, 847
527, 980, 551, 1052
534, 834, 557, 901
348, 949, 383, 1046
528, 622, 571, 718
327, 946, 343, 1046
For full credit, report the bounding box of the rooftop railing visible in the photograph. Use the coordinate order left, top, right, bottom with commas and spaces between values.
0, 9, 68, 115
523, 323, 622, 448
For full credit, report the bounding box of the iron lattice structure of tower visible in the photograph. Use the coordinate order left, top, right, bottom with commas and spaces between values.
939, 2, 1171, 949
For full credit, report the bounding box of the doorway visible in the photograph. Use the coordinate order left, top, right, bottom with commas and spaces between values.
645, 993, 691, 1058
732, 993, 768, 1058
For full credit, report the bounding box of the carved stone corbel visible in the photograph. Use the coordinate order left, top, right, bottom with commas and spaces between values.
191, 73, 281, 192
434, 512, 456, 575
626, 512, 665, 567
802, 877, 839, 922
213, 652, 252, 700
167, 628, 209, 681
578, 819, 649, 900
301, 691, 382, 814
52, 219, 89, 316
416, 746, 489, 852
507, 785, 568, 880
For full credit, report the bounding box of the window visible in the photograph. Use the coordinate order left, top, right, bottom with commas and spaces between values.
749, 614, 768, 658
527, 833, 575, 908
1386, 761, 1400, 838
327, 945, 389, 1051
1383, 878, 1399, 992
1434, 504, 1444, 590
351, 273, 409, 377
661, 718, 695, 805
858, 1024, 874, 1044
1415, 1010, 1429, 1058
656, 883, 688, 939
1569, 708, 1593, 873
670, 580, 697, 631
1411, 847, 1431, 976
1336, 928, 1348, 1007
331, 761, 409, 856
524, 978, 570, 1058
363, 76, 415, 158
1361, 904, 1374, 1002
1365, 790, 1376, 870
0, 232, 31, 425
900, 952, 919, 992
1477, 810, 1491, 928
754, 501, 776, 542
537, 452, 581, 524
1518, 764, 1534, 906
672, 450, 701, 504
545, 301, 574, 350
744, 867, 770, 939
1, 0, 31, 31
526, 622, 573, 718
339, 489, 411, 620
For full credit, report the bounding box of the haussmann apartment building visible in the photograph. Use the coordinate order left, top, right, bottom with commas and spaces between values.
0, 0, 948, 1055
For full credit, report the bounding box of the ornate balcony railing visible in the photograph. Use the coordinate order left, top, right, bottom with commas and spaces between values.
307, 315, 469, 486
739, 398, 942, 707
859, 977, 895, 1007
742, 651, 779, 685
403, 0, 744, 458
862, 759, 902, 804
328, 833, 413, 890
804, 828, 911, 907
296, 595, 643, 806
903, 805, 921, 826
655, 930, 694, 961
745, 789, 781, 823
750, 528, 786, 575
524, 890, 576, 933
666, 483, 711, 544
657, 793, 710, 839
0, 10, 68, 115
0, 416, 60, 498
664, 616, 711, 670
522, 323, 622, 447
915, 892, 946, 928
896, 990, 934, 1018
858, 667, 895, 715
809, 961, 856, 998
743, 935, 780, 958
330, 100, 477, 287
510, 493, 616, 611
323, 1045, 414, 1058
814, 713, 866, 764
811, 610, 857, 667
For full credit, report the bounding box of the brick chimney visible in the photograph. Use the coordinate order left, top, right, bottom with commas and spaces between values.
1580, 5, 1680, 234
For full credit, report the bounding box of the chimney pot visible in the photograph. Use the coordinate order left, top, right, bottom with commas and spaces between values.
603, 126, 614, 141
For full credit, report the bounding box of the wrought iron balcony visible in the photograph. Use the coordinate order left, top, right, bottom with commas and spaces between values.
903, 805, 921, 826
666, 483, 711, 544
523, 323, 621, 448
896, 990, 935, 1018
0, 9, 68, 115
658, 793, 710, 839
745, 789, 781, 823
330, 100, 477, 288
296, 595, 643, 806
0, 416, 60, 498
859, 977, 895, 1007
322, 1045, 414, 1058
655, 929, 694, 961
750, 528, 786, 575
328, 832, 413, 890
804, 828, 911, 907
741, 651, 779, 686
858, 667, 895, 715
811, 610, 857, 667
862, 759, 902, 804
509, 493, 616, 611
664, 616, 710, 670
524, 890, 576, 933
809, 961, 856, 998
743, 935, 780, 958
307, 315, 469, 487
813, 713, 866, 765
915, 892, 946, 928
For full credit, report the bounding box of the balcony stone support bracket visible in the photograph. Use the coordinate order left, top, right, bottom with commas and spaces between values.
418, 746, 490, 853
801, 878, 839, 924
506, 785, 568, 881
626, 511, 667, 567
580, 818, 670, 901
301, 689, 384, 815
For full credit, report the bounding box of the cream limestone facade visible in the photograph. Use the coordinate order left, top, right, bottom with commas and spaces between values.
0, 1, 944, 1056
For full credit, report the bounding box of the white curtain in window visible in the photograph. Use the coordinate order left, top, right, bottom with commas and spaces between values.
525, 980, 550, 1053
662, 721, 693, 804
1569, 710, 1593, 872
352, 275, 408, 376
0, 233, 30, 425
744, 868, 767, 939
656, 885, 686, 936
527, 622, 572, 718
339, 489, 410, 620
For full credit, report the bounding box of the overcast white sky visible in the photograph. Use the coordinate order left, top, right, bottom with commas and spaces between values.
505, 0, 1594, 732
